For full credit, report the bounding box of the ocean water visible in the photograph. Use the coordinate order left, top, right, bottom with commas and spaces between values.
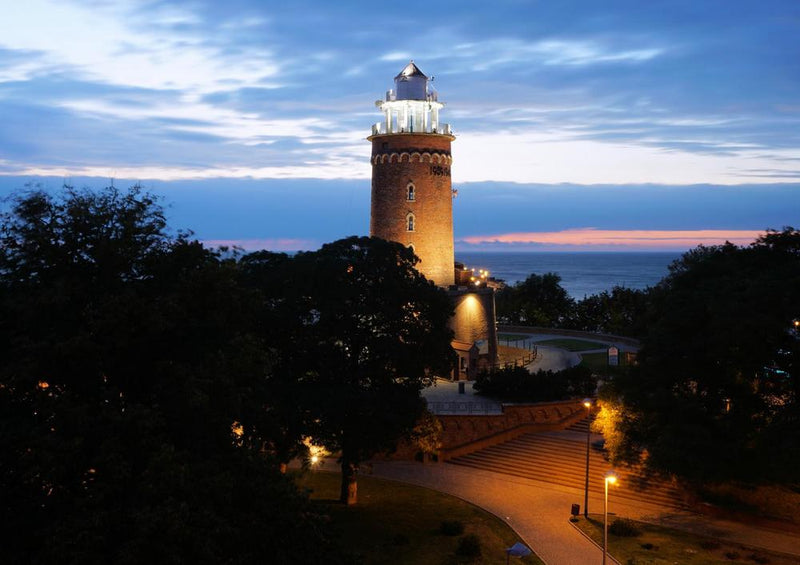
455, 252, 681, 299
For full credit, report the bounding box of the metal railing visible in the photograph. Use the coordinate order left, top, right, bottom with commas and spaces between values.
427, 401, 503, 415
371, 122, 452, 136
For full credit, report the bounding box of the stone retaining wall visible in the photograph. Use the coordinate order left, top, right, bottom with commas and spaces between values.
389, 399, 585, 461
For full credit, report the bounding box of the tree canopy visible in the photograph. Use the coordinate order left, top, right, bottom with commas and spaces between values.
496, 272, 574, 327
599, 228, 800, 483
0, 186, 363, 563
278, 237, 455, 504
496, 272, 650, 338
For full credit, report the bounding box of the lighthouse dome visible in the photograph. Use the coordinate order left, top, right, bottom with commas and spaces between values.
394, 61, 428, 100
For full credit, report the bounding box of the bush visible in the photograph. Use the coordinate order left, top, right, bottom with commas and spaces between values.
748, 554, 770, 564
455, 534, 482, 559
473, 364, 596, 401
609, 518, 641, 537
700, 540, 721, 550
439, 520, 465, 536
725, 551, 741, 560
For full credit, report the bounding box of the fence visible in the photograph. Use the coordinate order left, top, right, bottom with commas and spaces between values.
427, 401, 503, 415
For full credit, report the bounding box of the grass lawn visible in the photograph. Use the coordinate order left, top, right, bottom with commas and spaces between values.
498, 333, 532, 341
536, 338, 609, 351
297, 470, 544, 565
573, 515, 800, 565
579, 352, 631, 378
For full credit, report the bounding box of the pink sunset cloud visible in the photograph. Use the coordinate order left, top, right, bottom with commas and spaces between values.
459, 228, 764, 250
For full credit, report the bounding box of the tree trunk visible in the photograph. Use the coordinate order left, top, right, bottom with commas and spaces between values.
340, 460, 358, 505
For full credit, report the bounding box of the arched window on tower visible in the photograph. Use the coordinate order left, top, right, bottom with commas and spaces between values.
406, 182, 415, 201
406, 213, 415, 232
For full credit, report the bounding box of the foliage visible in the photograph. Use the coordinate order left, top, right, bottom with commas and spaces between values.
496, 272, 574, 326
473, 364, 596, 401
411, 410, 444, 459
603, 228, 800, 482
568, 286, 651, 338
277, 236, 455, 503
0, 186, 348, 564
496, 267, 651, 338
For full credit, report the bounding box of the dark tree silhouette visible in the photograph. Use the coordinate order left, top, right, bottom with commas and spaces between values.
283, 236, 455, 504
601, 228, 800, 482
0, 186, 348, 564
496, 272, 574, 326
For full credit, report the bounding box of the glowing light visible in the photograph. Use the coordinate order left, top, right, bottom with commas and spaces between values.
583, 399, 592, 409
231, 421, 244, 438
37, 381, 49, 390
605, 471, 618, 485
303, 437, 329, 466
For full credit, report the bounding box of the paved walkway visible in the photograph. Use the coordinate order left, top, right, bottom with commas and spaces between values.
366, 460, 800, 565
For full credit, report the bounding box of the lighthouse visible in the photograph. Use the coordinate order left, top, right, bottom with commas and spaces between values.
368, 61, 455, 286
368, 62, 498, 377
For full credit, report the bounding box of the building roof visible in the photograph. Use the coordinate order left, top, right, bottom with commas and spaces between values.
394, 61, 427, 80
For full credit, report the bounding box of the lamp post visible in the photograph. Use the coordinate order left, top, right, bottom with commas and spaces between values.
603, 471, 618, 565
582, 398, 592, 518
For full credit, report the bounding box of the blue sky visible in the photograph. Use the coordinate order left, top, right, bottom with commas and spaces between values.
0, 0, 798, 251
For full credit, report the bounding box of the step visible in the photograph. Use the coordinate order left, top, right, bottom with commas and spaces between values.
447, 431, 685, 509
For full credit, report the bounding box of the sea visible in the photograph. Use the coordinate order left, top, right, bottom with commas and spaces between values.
455, 252, 681, 299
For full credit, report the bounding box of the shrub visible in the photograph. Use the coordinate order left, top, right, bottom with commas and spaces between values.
473, 364, 596, 401
700, 540, 721, 550
748, 554, 770, 564
640, 543, 655, 550
455, 534, 482, 559
725, 551, 741, 560
609, 518, 641, 537
439, 520, 465, 536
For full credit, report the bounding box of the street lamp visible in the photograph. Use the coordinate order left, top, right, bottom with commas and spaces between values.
582, 398, 592, 518
603, 471, 618, 565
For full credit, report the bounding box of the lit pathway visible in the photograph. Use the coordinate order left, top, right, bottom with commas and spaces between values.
367, 460, 800, 565
368, 460, 620, 565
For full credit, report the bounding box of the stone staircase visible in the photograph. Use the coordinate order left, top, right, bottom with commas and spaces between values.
447, 417, 686, 510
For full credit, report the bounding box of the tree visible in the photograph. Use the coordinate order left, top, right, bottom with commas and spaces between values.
601, 228, 800, 482
496, 272, 574, 326
284, 236, 455, 504
0, 186, 348, 564
569, 286, 650, 338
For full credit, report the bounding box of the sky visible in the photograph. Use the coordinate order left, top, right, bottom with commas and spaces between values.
0, 0, 798, 251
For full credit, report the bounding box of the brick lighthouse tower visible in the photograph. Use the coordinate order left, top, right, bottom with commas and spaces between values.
368, 61, 455, 286
368, 62, 498, 376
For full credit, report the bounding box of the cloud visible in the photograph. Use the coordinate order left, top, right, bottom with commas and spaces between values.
202, 238, 317, 252
0, 1, 797, 187
453, 131, 800, 185
459, 228, 765, 250
0, 0, 279, 92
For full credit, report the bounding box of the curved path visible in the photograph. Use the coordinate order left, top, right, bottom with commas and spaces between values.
367, 459, 800, 565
